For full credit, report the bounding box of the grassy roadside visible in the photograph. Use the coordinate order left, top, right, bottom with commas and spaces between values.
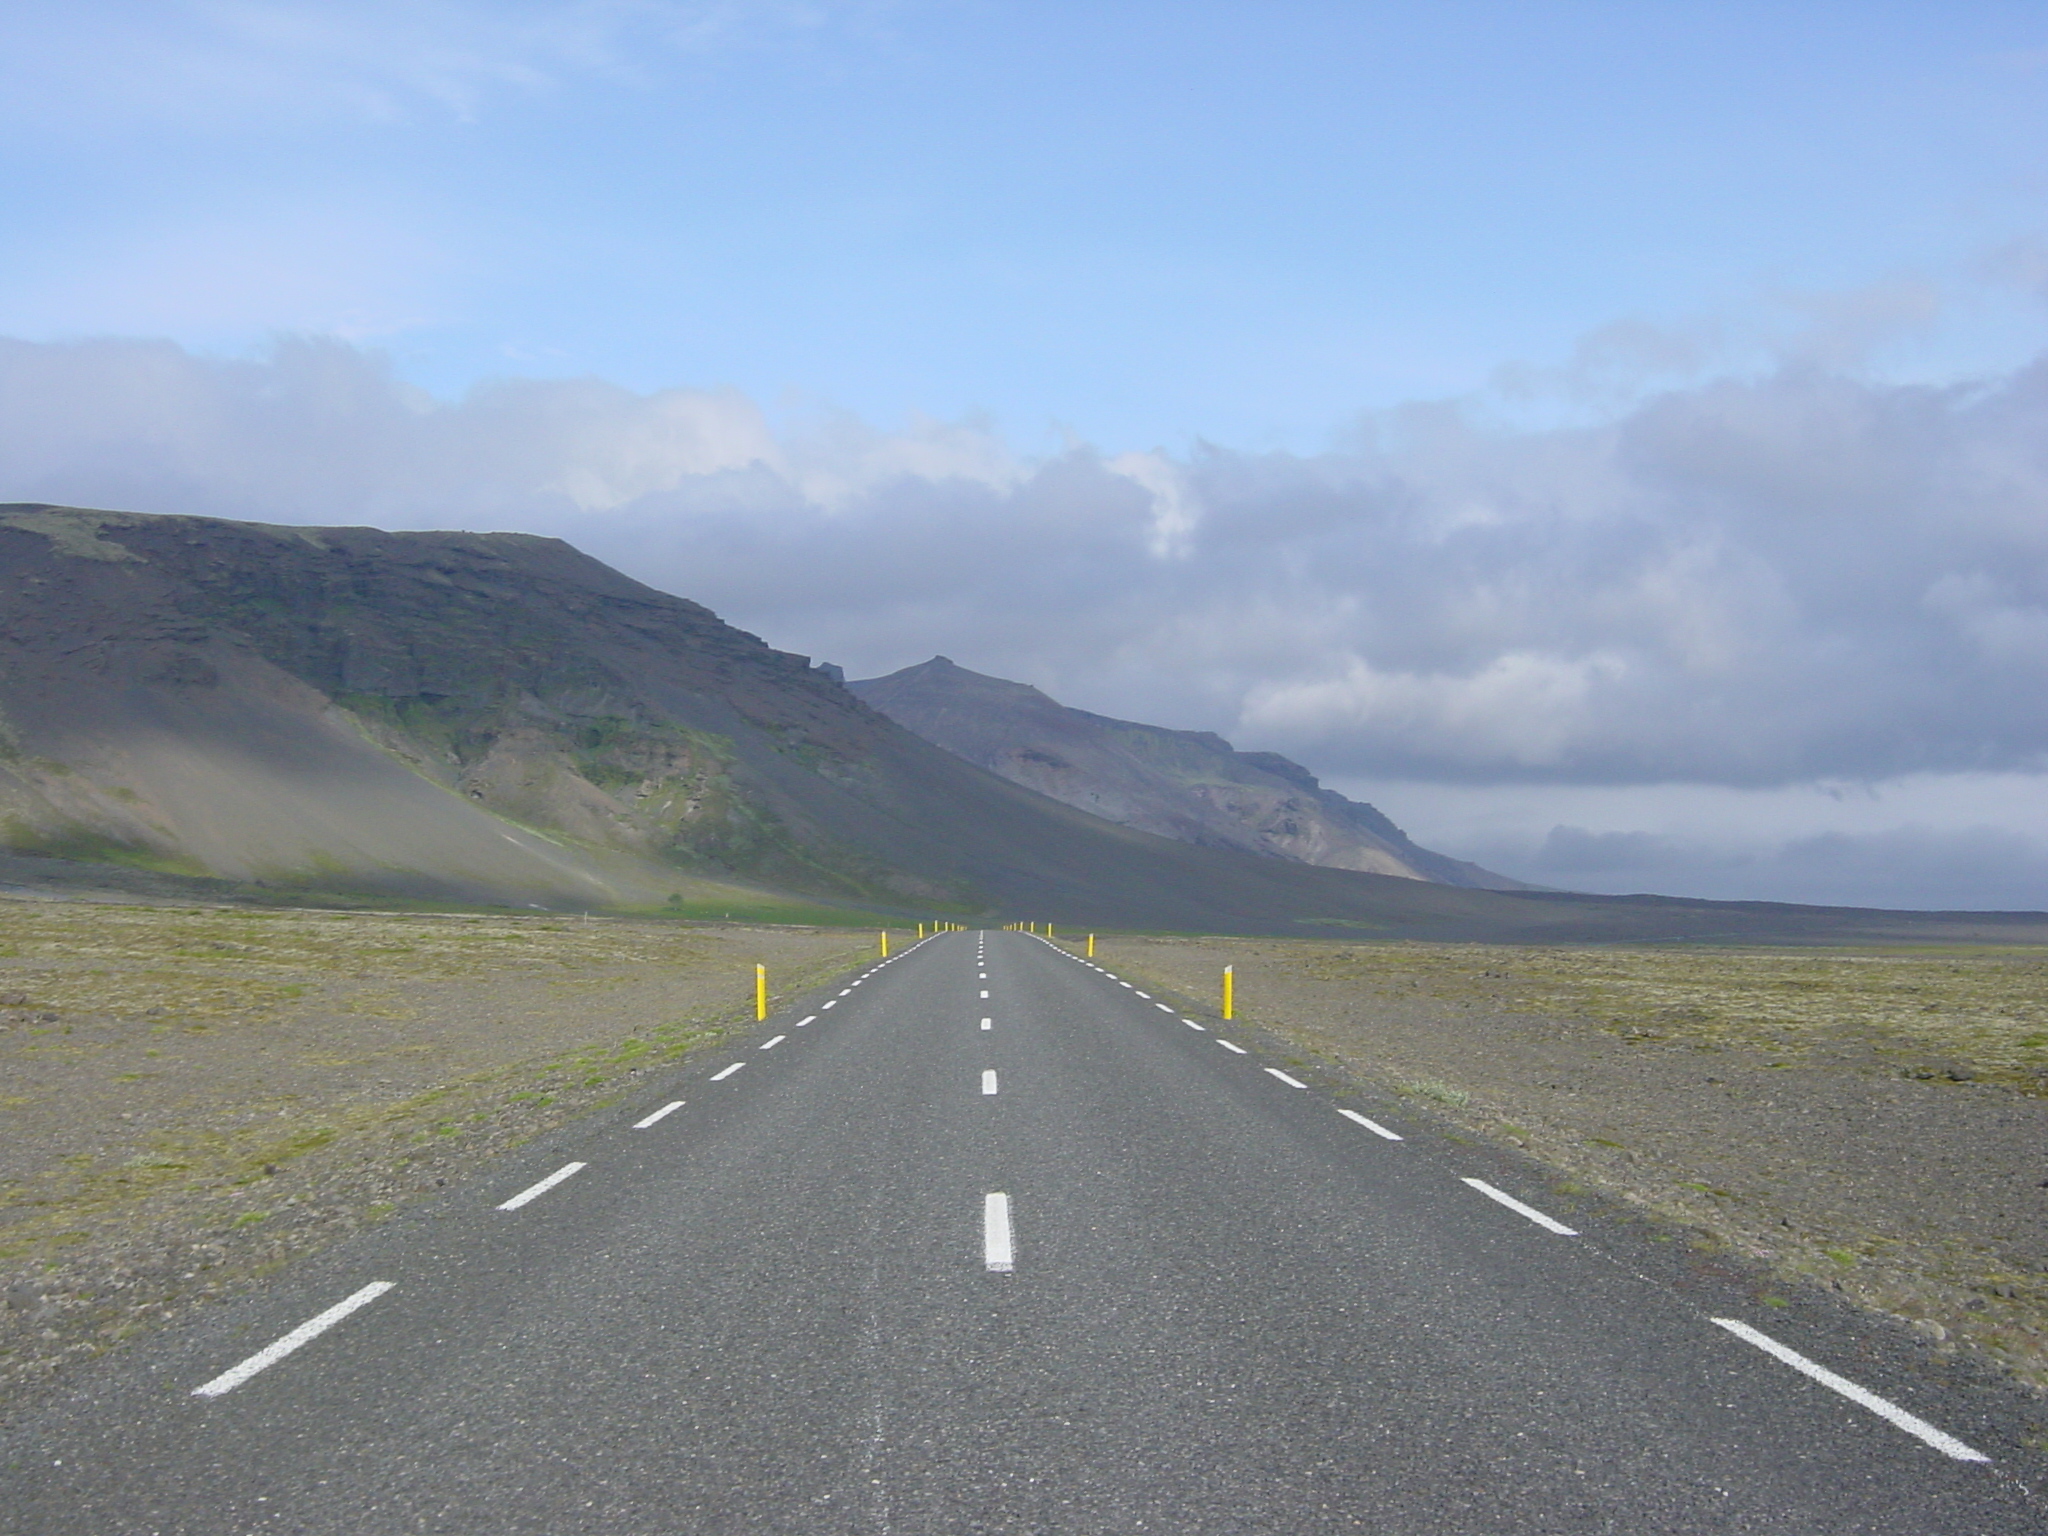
0, 902, 878, 1410
1079, 932, 2048, 1396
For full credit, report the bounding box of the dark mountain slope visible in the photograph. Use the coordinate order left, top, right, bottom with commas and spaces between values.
1, 504, 2039, 943
851, 656, 1526, 888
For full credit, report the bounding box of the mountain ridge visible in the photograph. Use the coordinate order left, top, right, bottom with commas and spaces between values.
850, 655, 1528, 889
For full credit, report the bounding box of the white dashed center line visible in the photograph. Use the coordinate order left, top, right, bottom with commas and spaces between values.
1217, 1039, 1248, 1054
498, 1161, 587, 1211
710, 1062, 744, 1082
191, 1281, 394, 1398
821, 999, 837, 1009
1460, 1178, 1577, 1235
1338, 1108, 1403, 1140
980, 1017, 992, 1030
795, 1015, 817, 1027
1265, 1068, 1307, 1088
982, 1069, 999, 1095
980, 990, 990, 999
839, 989, 853, 997
760, 1034, 787, 1050
1709, 1318, 1989, 1462
983, 1192, 1014, 1272
633, 1101, 684, 1129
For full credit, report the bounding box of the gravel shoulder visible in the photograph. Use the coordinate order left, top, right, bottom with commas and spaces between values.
0, 900, 874, 1416
1092, 933, 2048, 1397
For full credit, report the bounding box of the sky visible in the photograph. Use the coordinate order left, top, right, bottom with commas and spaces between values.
5, 0, 2048, 909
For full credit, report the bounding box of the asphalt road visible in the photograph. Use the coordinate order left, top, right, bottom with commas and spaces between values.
4, 930, 2040, 1533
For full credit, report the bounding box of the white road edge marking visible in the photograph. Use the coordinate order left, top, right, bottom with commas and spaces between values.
1265, 1068, 1308, 1088
498, 1161, 587, 1211
710, 1062, 744, 1081
633, 1101, 684, 1129
1338, 1107, 1403, 1140
984, 1192, 1014, 1272
1711, 1317, 1990, 1463
191, 1281, 394, 1398
1183, 1018, 1207, 1031
1217, 1039, 1248, 1054
760, 1034, 787, 1050
1155, 1002, 1174, 1012
982, 1069, 999, 1095
1460, 1177, 1578, 1235
795, 1015, 818, 1027
980, 1017, 992, 1030
821, 999, 838, 1009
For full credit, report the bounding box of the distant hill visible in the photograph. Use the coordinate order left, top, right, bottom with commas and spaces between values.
851, 656, 1528, 890
1, 503, 2040, 944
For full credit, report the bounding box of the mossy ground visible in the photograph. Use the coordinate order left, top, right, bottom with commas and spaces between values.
1088, 933, 2048, 1393
0, 899, 884, 1410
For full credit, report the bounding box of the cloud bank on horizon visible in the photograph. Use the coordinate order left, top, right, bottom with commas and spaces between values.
5, 332, 2047, 910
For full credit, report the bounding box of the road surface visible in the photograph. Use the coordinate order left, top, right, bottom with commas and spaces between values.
3, 929, 2039, 1532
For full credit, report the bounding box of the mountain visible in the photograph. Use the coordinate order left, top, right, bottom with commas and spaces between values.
1, 503, 2039, 945
850, 656, 1526, 889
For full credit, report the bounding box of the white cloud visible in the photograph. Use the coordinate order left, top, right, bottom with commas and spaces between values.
1107, 450, 1201, 558
1240, 651, 1629, 769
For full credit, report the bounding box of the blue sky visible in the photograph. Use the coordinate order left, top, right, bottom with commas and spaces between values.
6, 1, 2048, 906
8, 2, 2047, 449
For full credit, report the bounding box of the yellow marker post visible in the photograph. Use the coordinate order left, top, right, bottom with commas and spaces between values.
1047, 923, 1055, 940
880, 930, 889, 958
756, 963, 768, 1021
1087, 933, 1095, 958
1223, 964, 1234, 1021
918, 922, 925, 940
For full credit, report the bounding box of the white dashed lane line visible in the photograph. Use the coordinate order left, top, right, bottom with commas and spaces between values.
795, 1015, 817, 1027
1155, 1002, 1174, 1012
498, 1161, 587, 1212
1709, 1318, 1988, 1462
1182, 1018, 1206, 1031
190, 1281, 395, 1398
1460, 1178, 1577, 1235
759, 1034, 787, 1050
980, 1017, 992, 1030
980, 990, 990, 999
1217, 1040, 1248, 1055
821, 1000, 837, 1009
710, 1062, 744, 1082
984, 1192, 1014, 1272
1265, 1068, 1308, 1089
632, 1101, 684, 1129
982, 1070, 999, 1095
1338, 1107, 1403, 1140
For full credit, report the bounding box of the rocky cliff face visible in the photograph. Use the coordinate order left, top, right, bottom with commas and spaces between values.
850, 656, 1528, 890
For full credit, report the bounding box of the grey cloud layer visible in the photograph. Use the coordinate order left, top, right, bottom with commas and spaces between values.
4, 334, 2045, 792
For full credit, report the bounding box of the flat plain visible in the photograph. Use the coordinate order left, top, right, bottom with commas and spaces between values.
1095, 933, 2048, 1394
0, 899, 870, 1410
